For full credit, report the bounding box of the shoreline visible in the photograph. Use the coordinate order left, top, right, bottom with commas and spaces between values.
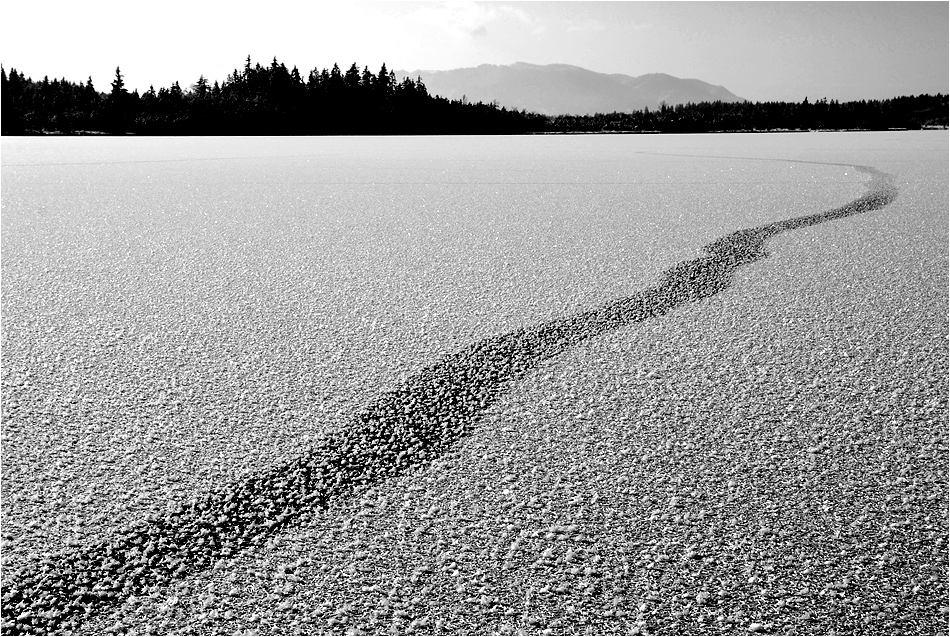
5, 125, 948, 137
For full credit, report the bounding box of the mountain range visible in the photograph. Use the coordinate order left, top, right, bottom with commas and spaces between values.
395, 62, 744, 116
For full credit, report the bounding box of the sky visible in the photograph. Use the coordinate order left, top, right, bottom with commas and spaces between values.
1, 1, 947, 103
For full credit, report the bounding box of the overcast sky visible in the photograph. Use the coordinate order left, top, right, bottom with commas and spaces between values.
1, 1, 946, 103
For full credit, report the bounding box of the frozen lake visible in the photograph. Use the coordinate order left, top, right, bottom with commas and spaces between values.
2, 132, 947, 635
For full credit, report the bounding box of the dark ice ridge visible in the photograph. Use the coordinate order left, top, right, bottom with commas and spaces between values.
1, 164, 897, 635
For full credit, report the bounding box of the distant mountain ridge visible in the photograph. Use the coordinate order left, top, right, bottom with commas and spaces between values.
395, 62, 744, 116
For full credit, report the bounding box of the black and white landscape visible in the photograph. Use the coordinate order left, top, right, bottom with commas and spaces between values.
2, 2, 948, 636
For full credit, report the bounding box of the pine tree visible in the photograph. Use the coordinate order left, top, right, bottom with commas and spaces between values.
193, 75, 209, 99
110, 67, 127, 98
106, 66, 131, 132
376, 63, 391, 95
343, 63, 361, 97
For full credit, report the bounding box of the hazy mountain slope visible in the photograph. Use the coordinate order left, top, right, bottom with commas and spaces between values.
395, 62, 744, 116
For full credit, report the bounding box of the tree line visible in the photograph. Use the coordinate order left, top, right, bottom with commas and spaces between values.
2, 57, 946, 135
548, 95, 948, 133
0, 57, 547, 135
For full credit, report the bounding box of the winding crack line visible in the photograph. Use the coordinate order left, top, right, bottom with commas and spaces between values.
0, 163, 897, 635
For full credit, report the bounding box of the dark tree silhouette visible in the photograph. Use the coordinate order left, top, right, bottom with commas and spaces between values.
110, 67, 125, 96
1, 56, 946, 136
